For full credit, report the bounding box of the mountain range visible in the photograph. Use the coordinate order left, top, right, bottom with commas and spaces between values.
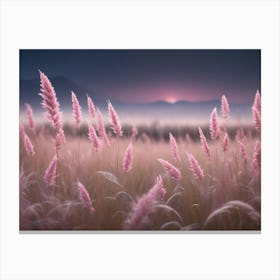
20, 76, 252, 124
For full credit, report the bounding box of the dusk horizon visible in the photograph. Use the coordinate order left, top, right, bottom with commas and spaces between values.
20, 50, 260, 125
20, 49, 261, 106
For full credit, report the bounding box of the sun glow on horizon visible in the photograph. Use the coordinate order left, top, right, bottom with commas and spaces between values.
165, 96, 177, 104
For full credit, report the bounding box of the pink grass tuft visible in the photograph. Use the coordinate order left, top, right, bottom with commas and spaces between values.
88, 122, 102, 152
39, 70, 63, 132
96, 109, 110, 146
43, 154, 57, 186
210, 107, 219, 140
19, 123, 26, 141
252, 90, 261, 133
222, 132, 229, 152
77, 181, 95, 212
25, 103, 35, 133
252, 107, 261, 133
198, 127, 210, 159
157, 158, 182, 180
71, 91, 82, 127
252, 140, 261, 177
124, 175, 166, 229
169, 133, 181, 162
238, 141, 248, 165
253, 90, 261, 113
24, 134, 35, 156
108, 101, 122, 137
55, 129, 66, 150
221, 95, 230, 119
123, 142, 133, 172
87, 94, 96, 119
187, 153, 204, 180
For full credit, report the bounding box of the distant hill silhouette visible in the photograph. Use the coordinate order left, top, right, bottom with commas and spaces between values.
20, 76, 103, 111
20, 76, 252, 124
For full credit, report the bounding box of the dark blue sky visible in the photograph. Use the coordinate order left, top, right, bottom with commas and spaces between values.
20, 49, 260, 104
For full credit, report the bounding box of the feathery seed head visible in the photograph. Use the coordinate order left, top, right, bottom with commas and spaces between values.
87, 94, 95, 119
108, 101, 122, 137
55, 129, 66, 150
221, 95, 230, 119
157, 158, 182, 180
25, 103, 35, 133
71, 91, 82, 127
97, 109, 110, 146
238, 141, 248, 165
210, 107, 219, 140
88, 122, 102, 152
252, 106, 261, 133
43, 154, 57, 186
253, 90, 261, 113
124, 175, 166, 229
123, 142, 133, 172
19, 123, 26, 141
252, 140, 261, 177
223, 132, 229, 152
169, 132, 181, 162
187, 153, 204, 180
77, 181, 95, 212
39, 70, 63, 131
24, 134, 35, 156
198, 127, 210, 159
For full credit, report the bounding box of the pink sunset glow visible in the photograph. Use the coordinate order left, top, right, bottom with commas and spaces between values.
103, 85, 253, 104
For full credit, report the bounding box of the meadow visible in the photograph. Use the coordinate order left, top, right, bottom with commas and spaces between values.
19, 71, 261, 231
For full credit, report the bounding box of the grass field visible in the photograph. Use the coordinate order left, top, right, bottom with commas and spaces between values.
20, 123, 261, 230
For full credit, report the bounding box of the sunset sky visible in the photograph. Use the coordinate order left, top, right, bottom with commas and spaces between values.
20, 49, 260, 105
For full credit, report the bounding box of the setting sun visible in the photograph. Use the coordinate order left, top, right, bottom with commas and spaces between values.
165, 96, 177, 104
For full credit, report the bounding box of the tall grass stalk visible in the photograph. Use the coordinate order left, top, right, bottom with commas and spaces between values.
72, 91, 82, 178
108, 101, 122, 173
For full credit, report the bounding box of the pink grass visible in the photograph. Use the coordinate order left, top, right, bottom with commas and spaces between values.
55, 129, 66, 150
123, 142, 133, 172
43, 154, 57, 186
238, 141, 248, 165
19, 123, 26, 141
25, 103, 35, 133
96, 109, 110, 146
252, 140, 261, 177
88, 122, 102, 152
77, 181, 95, 212
222, 132, 229, 152
124, 175, 166, 229
221, 95, 230, 119
108, 101, 122, 137
252, 107, 261, 133
39, 70, 63, 132
169, 133, 181, 162
253, 90, 261, 113
87, 94, 96, 119
71, 91, 82, 127
198, 127, 210, 159
157, 158, 182, 180
24, 134, 35, 156
210, 107, 219, 140
187, 153, 204, 180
